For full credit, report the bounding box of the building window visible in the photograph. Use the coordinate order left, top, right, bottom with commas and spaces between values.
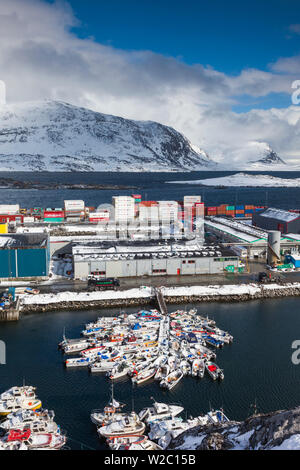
153, 269, 166, 273
188, 260, 195, 264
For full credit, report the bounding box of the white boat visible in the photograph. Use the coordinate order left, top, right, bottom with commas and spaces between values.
154, 364, 170, 381
98, 413, 146, 438
90, 385, 126, 426
139, 401, 184, 424
0, 397, 42, 416
132, 367, 156, 385
180, 360, 191, 376
198, 359, 205, 378
160, 370, 183, 390
106, 434, 147, 450
0, 386, 36, 401
1, 429, 66, 450
108, 362, 132, 380
129, 440, 163, 450
65, 357, 92, 368
0, 409, 55, 431
192, 359, 201, 377
148, 417, 186, 441
206, 362, 224, 380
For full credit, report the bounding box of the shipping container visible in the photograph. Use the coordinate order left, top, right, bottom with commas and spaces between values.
64, 200, 85, 211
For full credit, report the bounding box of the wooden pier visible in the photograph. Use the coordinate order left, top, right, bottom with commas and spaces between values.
155, 287, 168, 315
0, 297, 20, 322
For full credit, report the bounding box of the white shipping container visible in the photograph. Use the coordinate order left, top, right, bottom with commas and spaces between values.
0, 204, 20, 214
23, 216, 35, 224
64, 200, 85, 211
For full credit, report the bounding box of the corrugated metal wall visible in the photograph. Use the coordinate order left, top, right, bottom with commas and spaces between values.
0, 247, 48, 278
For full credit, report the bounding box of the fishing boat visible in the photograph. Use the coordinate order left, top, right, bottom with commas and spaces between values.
90, 384, 126, 426
1, 429, 66, 450
0, 386, 37, 401
98, 413, 146, 438
139, 401, 184, 424
160, 370, 183, 390
0, 398, 42, 416
0, 409, 56, 431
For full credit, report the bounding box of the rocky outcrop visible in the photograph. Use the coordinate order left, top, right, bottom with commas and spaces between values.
168, 407, 300, 450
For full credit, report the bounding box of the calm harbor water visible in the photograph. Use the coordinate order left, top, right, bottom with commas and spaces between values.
0, 171, 300, 209
0, 297, 300, 450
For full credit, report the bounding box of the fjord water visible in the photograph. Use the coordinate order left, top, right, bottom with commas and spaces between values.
1, 171, 300, 209
0, 297, 300, 450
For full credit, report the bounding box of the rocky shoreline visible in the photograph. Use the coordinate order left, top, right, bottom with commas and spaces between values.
0, 176, 137, 190
20, 283, 300, 314
168, 406, 300, 450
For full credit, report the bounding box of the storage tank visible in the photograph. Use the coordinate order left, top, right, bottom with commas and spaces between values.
267, 231, 281, 265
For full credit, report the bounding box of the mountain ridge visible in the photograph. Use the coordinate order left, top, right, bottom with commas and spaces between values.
0, 100, 214, 172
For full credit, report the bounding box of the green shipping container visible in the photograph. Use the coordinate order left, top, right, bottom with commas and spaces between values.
225, 265, 235, 272
226, 206, 235, 210
44, 218, 64, 223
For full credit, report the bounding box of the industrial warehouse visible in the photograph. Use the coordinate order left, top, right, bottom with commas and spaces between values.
0, 233, 50, 279
72, 240, 240, 279
0, 197, 299, 281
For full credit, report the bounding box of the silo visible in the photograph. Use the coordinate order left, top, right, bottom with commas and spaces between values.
267, 231, 281, 266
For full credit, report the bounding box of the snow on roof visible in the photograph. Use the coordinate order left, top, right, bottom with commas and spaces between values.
286, 233, 300, 242
205, 217, 268, 243
258, 208, 300, 223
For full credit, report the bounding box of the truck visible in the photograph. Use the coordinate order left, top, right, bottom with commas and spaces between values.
87, 278, 120, 291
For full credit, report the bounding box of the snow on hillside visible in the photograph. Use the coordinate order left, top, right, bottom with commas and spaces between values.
0, 100, 214, 172
170, 172, 300, 187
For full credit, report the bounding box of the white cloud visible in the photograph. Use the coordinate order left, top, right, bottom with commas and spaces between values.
0, 0, 299, 167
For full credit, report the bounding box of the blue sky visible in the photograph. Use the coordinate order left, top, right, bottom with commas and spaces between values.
52, 0, 300, 74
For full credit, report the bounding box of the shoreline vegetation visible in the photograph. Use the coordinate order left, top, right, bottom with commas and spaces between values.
19, 282, 300, 314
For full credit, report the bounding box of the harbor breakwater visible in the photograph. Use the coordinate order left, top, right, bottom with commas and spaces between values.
19, 282, 300, 314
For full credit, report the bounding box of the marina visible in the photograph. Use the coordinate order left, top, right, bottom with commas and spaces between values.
1, 296, 300, 449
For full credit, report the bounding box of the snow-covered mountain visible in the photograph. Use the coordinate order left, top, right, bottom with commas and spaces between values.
0, 100, 214, 172
249, 144, 286, 168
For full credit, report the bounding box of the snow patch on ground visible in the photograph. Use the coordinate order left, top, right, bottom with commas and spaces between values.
170, 172, 300, 187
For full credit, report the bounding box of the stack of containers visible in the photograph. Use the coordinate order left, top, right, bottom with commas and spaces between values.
44, 208, 65, 224
226, 205, 235, 217
217, 204, 227, 216
64, 200, 85, 223
132, 194, 142, 217
89, 210, 110, 223
158, 201, 178, 224
235, 205, 245, 218
112, 196, 135, 223
244, 205, 254, 218
139, 201, 159, 222
206, 206, 217, 216
183, 196, 201, 233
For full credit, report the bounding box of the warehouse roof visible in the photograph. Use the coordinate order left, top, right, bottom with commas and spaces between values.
257, 208, 300, 223
0, 233, 48, 248
205, 217, 269, 243
72, 241, 236, 262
